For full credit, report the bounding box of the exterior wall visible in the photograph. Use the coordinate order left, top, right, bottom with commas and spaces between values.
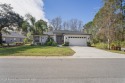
33, 36, 40, 42
40, 35, 48, 44
16, 38, 24, 42
2, 37, 24, 44
34, 35, 48, 45
64, 35, 69, 43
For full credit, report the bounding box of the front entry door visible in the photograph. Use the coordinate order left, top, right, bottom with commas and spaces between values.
56, 35, 64, 44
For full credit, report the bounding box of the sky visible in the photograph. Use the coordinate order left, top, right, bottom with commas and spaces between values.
44, 0, 103, 25
0, 0, 103, 25
0, 0, 47, 21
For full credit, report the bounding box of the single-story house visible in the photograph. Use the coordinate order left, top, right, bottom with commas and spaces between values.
33, 30, 91, 46
2, 32, 26, 44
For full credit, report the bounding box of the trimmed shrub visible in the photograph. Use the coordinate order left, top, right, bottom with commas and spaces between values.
52, 42, 57, 46
45, 36, 56, 46
23, 38, 28, 44
30, 44, 35, 46
37, 43, 42, 46
121, 41, 125, 47
15, 42, 24, 46
62, 42, 69, 46
112, 41, 121, 47
87, 42, 91, 47
46, 41, 53, 46
45, 36, 58, 46
46, 37, 54, 43
95, 43, 108, 49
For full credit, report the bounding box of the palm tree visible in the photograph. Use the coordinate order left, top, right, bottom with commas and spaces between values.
22, 14, 47, 44
35, 20, 48, 35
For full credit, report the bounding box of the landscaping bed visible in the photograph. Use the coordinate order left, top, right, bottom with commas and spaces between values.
0, 45, 75, 56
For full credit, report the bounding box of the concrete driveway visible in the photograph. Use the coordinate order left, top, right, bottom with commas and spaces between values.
70, 46, 125, 58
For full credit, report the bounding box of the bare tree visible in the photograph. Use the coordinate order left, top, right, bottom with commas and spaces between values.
69, 19, 78, 31
63, 21, 67, 30
77, 20, 83, 31
69, 19, 83, 31
62, 21, 70, 30
50, 17, 62, 30
50, 17, 83, 31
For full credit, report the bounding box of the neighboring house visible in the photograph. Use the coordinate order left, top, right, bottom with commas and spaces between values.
2, 32, 26, 44
33, 30, 91, 46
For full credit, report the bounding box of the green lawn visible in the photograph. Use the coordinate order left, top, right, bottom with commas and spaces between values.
107, 50, 125, 54
95, 47, 125, 54
0, 46, 75, 56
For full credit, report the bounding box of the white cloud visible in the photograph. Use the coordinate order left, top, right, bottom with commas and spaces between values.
0, 0, 48, 21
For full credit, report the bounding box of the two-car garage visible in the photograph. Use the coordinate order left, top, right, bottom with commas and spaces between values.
64, 35, 90, 46
69, 36, 87, 46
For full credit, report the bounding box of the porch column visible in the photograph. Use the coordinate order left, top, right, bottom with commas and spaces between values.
54, 34, 57, 42
39, 36, 42, 43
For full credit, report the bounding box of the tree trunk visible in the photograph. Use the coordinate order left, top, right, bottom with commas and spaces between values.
0, 30, 3, 46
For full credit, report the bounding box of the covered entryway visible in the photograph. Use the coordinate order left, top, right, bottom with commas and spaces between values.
56, 35, 64, 44
69, 37, 87, 46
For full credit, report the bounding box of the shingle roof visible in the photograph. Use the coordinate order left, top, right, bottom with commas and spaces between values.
43, 31, 54, 35
34, 30, 91, 36
2, 32, 26, 38
53, 30, 91, 35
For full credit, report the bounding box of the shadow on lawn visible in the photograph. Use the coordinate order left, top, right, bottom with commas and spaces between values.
0, 46, 48, 56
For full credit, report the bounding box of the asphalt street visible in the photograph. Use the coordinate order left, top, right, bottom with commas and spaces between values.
0, 58, 125, 83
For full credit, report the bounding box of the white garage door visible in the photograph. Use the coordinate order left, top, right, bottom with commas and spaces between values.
69, 37, 87, 46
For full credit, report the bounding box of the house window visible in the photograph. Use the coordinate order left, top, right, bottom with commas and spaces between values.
20, 38, 22, 42
34, 36, 40, 42
3, 38, 5, 41
14, 38, 16, 41
84, 37, 86, 38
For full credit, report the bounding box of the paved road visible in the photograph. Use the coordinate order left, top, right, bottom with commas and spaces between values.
70, 46, 125, 58
0, 58, 125, 83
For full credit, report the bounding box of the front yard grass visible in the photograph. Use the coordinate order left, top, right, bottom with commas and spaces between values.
93, 43, 125, 54
94, 46, 125, 54
107, 50, 125, 54
0, 46, 75, 56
